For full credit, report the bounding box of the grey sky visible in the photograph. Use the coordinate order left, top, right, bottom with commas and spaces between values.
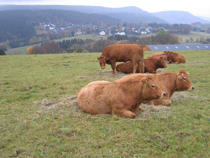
1, 0, 210, 18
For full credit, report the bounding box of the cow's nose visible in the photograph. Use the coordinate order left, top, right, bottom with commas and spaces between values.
192, 86, 194, 90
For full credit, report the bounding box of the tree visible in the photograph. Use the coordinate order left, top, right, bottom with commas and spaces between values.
190, 38, 194, 43
0, 49, 6, 55
28, 41, 63, 54
27, 47, 34, 55
156, 30, 167, 37
41, 41, 63, 54
155, 30, 167, 44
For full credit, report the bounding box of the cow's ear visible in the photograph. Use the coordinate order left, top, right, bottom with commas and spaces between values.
178, 75, 182, 80
187, 72, 190, 76
141, 78, 147, 87
158, 59, 162, 63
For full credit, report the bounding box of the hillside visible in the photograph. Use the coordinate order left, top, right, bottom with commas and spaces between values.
1, 5, 210, 24
0, 9, 119, 43
0, 5, 166, 23
153, 11, 210, 24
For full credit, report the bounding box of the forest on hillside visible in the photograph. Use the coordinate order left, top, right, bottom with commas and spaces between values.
0, 10, 119, 43
1, 9, 210, 52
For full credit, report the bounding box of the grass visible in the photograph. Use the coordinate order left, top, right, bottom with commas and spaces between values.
0, 50, 210, 157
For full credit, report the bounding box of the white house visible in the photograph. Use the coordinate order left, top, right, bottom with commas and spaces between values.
99, 31, 106, 36
115, 32, 126, 35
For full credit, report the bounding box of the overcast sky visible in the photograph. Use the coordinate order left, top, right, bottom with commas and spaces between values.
1, 0, 210, 18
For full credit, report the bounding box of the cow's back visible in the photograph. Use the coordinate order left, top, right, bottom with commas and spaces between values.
103, 44, 143, 61
77, 81, 112, 114
116, 61, 134, 73
169, 53, 186, 64
147, 53, 167, 60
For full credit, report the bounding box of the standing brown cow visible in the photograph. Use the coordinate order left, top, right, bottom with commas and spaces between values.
116, 57, 167, 74
77, 76, 166, 118
116, 70, 194, 106
97, 44, 144, 74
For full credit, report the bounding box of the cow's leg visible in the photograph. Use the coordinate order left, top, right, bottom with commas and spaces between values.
151, 99, 171, 106
112, 107, 136, 118
138, 58, 144, 73
132, 61, 138, 74
151, 70, 157, 74
139, 106, 144, 111
110, 61, 116, 74
146, 68, 156, 74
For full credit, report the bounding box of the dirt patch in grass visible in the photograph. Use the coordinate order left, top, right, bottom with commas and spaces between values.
35, 91, 196, 119
34, 95, 82, 114
186, 60, 210, 65
94, 69, 167, 81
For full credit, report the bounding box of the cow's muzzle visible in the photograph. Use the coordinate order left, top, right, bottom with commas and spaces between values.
188, 86, 194, 91
162, 92, 166, 99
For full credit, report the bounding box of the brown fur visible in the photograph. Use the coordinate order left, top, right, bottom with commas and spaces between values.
116, 70, 194, 106
168, 52, 186, 64
147, 51, 172, 60
116, 57, 167, 74
97, 44, 144, 74
77, 76, 165, 118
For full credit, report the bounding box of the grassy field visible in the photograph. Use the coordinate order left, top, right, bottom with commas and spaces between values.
0, 50, 210, 157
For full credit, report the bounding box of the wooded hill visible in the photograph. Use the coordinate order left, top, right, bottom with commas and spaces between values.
0, 9, 119, 43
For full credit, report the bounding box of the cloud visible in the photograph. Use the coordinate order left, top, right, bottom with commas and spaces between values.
0, 0, 49, 4
0, 0, 210, 17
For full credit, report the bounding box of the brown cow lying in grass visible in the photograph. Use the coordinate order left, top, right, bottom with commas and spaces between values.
97, 44, 144, 74
116, 57, 167, 74
148, 51, 186, 64
168, 52, 186, 64
147, 51, 171, 60
77, 76, 166, 118
116, 70, 194, 106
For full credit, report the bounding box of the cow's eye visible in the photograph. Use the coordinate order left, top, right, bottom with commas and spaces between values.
183, 77, 186, 81
152, 84, 155, 88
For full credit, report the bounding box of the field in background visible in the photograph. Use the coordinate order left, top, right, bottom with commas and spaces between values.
4, 31, 210, 55
0, 50, 210, 157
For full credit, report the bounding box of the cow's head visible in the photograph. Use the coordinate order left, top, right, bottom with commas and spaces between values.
176, 70, 194, 91
164, 51, 172, 61
97, 56, 110, 69
141, 76, 166, 101
158, 57, 167, 68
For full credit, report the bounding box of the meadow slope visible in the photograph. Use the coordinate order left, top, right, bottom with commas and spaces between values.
0, 50, 210, 157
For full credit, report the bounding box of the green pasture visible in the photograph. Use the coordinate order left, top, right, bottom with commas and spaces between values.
0, 50, 210, 157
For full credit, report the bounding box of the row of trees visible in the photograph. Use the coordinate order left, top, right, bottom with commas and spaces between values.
27, 30, 180, 54
27, 41, 63, 55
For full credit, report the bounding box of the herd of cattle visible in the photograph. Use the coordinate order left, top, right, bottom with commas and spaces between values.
76, 44, 194, 118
